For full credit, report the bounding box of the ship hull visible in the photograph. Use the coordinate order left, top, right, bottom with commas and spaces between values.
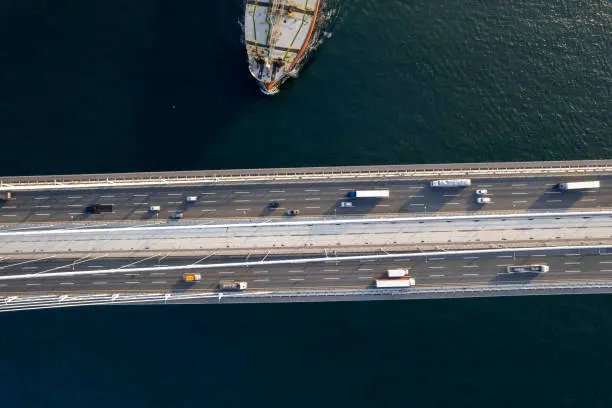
244, 0, 321, 95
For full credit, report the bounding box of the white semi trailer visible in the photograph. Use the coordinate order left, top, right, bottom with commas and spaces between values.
430, 179, 471, 188
375, 278, 416, 288
558, 181, 600, 191
348, 190, 390, 198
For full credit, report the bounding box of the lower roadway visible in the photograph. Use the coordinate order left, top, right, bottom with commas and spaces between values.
1, 247, 611, 294
0, 175, 610, 224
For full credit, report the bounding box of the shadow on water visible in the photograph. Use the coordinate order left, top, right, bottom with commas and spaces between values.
134, 0, 260, 172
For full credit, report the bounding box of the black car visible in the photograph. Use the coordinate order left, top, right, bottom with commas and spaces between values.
269, 201, 280, 209
85, 204, 113, 214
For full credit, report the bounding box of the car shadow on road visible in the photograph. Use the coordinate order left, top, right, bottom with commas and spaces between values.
466, 191, 490, 212
323, 198, 381, 217
258, 203, 284, 218
139, 211, 157, 221
171, 278, 217, 293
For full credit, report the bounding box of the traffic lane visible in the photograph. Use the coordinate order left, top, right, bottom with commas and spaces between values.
0, 191, 606, 222
2, 176, 612, 223
3, 250, 612, 293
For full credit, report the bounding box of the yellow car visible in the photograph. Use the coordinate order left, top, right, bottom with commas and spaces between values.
182, 273, 202, 282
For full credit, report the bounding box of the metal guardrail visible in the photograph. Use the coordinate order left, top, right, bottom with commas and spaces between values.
1, 160, 612, 191
4, 281, 612, 312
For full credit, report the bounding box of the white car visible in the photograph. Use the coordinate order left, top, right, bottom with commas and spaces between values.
149, 205, 161, 212
476, 189, 488, 195
477, 197, 491, 204
185, 196, 198, 202
340, 202, 354, 207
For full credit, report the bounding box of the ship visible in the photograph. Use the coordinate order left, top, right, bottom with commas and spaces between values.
244, 0, 322, 95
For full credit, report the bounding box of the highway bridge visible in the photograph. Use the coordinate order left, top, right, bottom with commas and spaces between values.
1, 160, 611, 224
1, 159, 612, 311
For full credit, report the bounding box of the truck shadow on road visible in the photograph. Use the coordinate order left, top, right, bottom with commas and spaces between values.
489, 272, 540, 284
399, 189, 460, 213
529, 188, 584, 211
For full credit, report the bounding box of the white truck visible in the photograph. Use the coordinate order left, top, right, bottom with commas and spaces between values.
387, 269, 409, 278
506, 265, 549, 274
557, 181, 600, 191
348, 190, 390, 199
218, 280, 248, 291
430, 179, 471, 188
376, 278, 416, 288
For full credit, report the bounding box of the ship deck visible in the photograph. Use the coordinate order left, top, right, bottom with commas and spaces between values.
244, 0, 320, 84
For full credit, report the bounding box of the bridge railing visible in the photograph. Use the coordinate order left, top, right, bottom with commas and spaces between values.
2, 160, 612, 191
4, 281, 612, 312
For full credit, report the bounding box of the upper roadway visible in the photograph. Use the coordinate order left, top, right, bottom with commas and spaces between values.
0, 247, 611, 294
0, 175, 610, 224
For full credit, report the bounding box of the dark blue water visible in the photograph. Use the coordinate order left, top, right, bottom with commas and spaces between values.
0, 1, 611, 406
3, 297, 612, 407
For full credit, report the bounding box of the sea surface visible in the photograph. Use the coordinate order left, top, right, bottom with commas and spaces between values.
0, 0, 611, 406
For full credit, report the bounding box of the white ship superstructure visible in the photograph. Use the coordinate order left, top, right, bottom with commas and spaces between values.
244, 0, 321, 95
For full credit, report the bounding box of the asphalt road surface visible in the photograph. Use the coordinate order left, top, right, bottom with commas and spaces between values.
0, 175, 609, 224
1, 247, 611, 294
